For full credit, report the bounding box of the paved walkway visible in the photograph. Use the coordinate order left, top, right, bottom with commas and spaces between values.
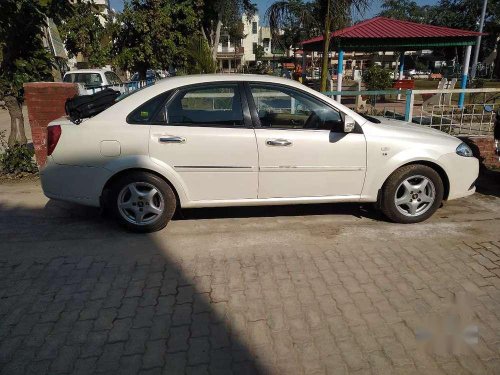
0, 179, 499, 374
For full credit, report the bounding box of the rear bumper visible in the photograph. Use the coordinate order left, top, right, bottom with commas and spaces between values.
40, 158, 111, 207
438, 153, 479, 200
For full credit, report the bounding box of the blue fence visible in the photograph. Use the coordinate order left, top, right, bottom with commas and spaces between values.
85, 78, 156, 95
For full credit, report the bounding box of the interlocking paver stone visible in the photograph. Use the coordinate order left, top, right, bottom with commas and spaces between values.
0, 186, 499, 375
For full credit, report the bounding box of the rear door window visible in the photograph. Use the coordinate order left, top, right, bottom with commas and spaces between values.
164, 84, 245, 127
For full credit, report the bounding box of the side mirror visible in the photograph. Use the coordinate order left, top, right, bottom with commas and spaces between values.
344, 115, 356, 133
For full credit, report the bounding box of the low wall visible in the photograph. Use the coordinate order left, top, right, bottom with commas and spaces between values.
461, 136, 499, 169
24, 82, 78, 167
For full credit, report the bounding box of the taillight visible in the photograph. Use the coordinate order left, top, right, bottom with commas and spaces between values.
47, 125, 61, 156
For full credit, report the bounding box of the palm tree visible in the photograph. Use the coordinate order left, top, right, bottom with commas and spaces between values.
266, 0, 369, 91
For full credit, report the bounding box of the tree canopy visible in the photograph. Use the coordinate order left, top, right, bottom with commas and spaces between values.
59, 0, 111, 68
199, 0, 256, 61
112, 0, 199, 78
0, 0, 71, 97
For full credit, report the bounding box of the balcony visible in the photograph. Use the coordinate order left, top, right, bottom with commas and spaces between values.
217, 46, 244, 58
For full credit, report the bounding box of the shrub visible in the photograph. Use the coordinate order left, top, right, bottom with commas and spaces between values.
362, 65, 393, 91
0, 131, 38, 175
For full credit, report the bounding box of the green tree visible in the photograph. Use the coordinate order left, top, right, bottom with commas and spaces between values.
0, 0, 72, 147
185, 36, 217, 74
379, 0, 432, 22
112, 0, 199, 79
59, 0, 111, 68
266, 0, 317, 59
199, 0, 256, 62
254, 44, 265, 61
266, 0, 368, 91
362, 65, 393, 90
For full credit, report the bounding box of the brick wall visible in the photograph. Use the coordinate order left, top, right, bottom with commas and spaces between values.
24, 82, 78, 167
461, 136, 499, 169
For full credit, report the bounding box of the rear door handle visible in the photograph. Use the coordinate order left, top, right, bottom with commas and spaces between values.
266, 138, 292, 147
158, 136, 186, 144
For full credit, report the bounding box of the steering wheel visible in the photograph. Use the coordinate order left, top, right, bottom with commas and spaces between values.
303, 111, 321, 129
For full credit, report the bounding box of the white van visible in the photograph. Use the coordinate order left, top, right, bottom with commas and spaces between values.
63, 69, 125, 95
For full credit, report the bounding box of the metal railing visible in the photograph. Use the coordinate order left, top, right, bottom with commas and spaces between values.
323, 88, 500, 136
81, 79, 156, 95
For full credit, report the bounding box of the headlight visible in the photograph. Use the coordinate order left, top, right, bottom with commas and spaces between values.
456, 142, 473, 157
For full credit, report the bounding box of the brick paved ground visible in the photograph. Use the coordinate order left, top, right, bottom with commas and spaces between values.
0, 179, 499, 374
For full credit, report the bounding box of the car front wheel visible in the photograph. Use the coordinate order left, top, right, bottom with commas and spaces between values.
109, 171, 176, 232
380, 164, 444, 223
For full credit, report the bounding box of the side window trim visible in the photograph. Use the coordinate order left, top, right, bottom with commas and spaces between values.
126, 91, 173, 125
244, 81, 344, 131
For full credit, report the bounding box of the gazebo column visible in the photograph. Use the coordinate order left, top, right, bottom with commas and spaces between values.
458, 45, 472, 109
397, 52, 405, 100
398, 52, 405, 80
336, 50, 344, 102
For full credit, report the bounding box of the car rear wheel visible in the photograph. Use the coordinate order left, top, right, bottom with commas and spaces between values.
109, 171, 176, 232
380, 164, 444, 223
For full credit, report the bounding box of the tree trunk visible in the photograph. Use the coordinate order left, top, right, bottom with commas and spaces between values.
494, 40, 500, 79
4, 96, 27, 148
138, 65, 147, 81
212, 14, 223, 63
320, 0, 332, 92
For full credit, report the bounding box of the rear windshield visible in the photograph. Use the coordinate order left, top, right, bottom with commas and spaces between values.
63, 73, 103, 87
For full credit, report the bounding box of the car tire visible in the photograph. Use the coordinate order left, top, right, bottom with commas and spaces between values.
109, 171, 176, 233
380, 164, 444, 224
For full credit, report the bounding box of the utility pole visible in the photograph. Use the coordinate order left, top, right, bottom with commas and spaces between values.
470, 0, 488, 80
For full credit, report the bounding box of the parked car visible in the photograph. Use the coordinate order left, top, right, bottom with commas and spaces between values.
63, 69, 125, 95
41, 74, 479, 232
130, 70, 161, 82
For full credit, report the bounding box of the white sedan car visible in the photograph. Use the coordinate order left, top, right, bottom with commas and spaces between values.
41, 74, 478, 232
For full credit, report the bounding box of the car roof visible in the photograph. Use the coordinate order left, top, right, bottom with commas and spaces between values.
153, 74, 306, 90
64, 69, 111, 74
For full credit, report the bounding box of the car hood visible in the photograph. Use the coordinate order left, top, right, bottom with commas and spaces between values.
367, 116, 461, 145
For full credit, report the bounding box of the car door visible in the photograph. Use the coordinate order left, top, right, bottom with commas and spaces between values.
247, 82, 366, 199
147, 82, 258, 202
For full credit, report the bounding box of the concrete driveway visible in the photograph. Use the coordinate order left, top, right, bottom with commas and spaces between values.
0, 177, 499, 374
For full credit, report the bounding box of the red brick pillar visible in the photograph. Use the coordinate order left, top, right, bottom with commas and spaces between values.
24, 82, 78, 167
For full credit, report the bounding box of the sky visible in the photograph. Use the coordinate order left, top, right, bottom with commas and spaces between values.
109, 0, 439, 23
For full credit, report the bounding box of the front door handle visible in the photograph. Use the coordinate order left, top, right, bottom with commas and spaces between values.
158, 136, 186, 144
266, 138, 292, 147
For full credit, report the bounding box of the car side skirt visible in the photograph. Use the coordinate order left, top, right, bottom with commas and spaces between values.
181, 195, 375, 208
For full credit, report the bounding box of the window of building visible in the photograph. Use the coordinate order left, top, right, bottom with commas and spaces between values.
252, 42, 257, 54
252, 22, 257, 34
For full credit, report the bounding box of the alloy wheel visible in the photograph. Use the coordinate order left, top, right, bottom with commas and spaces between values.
394, 175, 436, 217
117, 182, 165, 225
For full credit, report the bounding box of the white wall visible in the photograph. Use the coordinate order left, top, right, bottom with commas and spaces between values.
242, 14, 259, 63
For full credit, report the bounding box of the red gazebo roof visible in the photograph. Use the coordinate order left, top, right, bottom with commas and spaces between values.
302, 17, 484, 51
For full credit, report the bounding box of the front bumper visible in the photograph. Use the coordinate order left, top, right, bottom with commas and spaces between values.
438, 153, 479, 200
40, 158, 111, 207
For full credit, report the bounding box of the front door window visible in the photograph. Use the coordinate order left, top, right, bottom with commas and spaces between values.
249, 84, 343, 131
